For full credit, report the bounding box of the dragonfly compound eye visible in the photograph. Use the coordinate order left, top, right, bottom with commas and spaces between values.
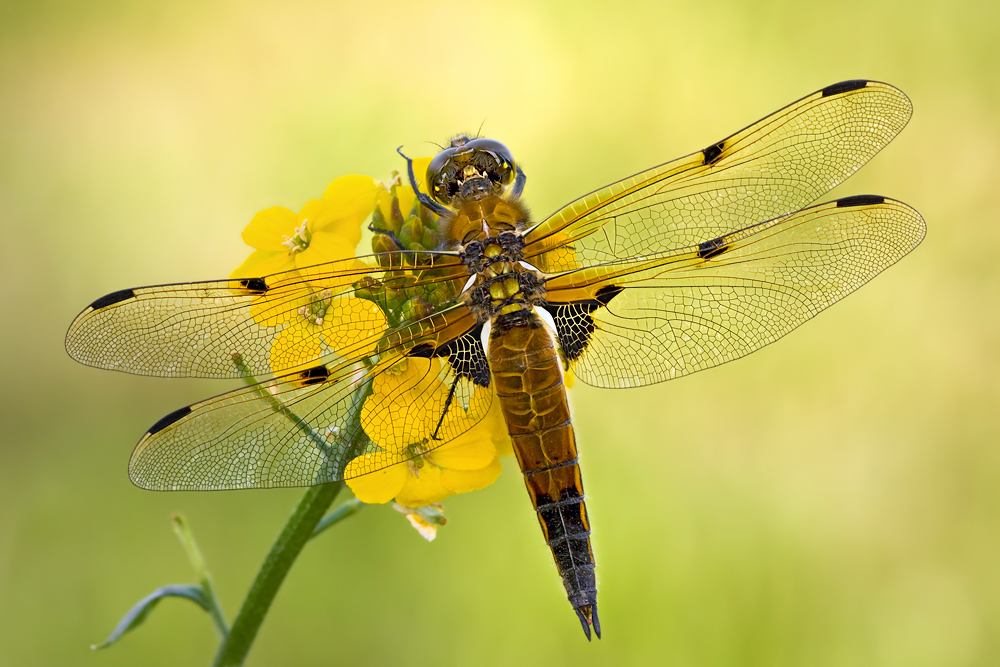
426, 137, 517, 206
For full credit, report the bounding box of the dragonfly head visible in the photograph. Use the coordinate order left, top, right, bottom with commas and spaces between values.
426, 135, 517, 206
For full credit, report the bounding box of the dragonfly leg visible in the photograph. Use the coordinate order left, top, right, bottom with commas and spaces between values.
430, 374, 460, 441
396, 146, 450, 217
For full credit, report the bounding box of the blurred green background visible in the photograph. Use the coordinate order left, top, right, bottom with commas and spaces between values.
2, 0, 998, 665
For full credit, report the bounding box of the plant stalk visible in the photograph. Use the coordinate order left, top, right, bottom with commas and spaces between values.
211, 482, 342, 667
212, 356, 371, 666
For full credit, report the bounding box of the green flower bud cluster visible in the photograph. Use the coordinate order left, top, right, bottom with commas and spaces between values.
370, 180, 443, 258
357, 181, 465, 331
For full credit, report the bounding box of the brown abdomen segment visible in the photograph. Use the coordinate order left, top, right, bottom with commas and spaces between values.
488, 310, 600, 639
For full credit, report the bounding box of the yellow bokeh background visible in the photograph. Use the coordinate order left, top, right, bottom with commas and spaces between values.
2, 0, 998, 664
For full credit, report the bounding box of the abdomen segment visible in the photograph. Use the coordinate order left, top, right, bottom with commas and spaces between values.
488, 310, 600, 639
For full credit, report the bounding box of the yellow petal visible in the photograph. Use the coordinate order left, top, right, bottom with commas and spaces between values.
362, 358, 450, 452
317, 175, 379, 237
445, 390, 513, 458
375, 187, 395, 225
396, 185, 417, 219
295, 232, 357, 268
230, 250, 295, 281
440, 456, 503, 494
410, 156, 433, 191
247, 284, 302, 327
322, 296, 387, 357
269, 319, 322, 373
322, 175, 379, 210
345, 455, 408, 504
291, 258, 367, 289
376, 157, 432, 221
405, 513, 438, 541
395, 465, 451, 508
432, 434, 496, 471
242, 207, 299, 251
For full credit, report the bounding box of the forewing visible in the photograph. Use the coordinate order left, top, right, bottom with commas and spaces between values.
542, 196, 925, 389
66, 252, 468, 379
127, 306, 493, 490
524, 80, 912, 272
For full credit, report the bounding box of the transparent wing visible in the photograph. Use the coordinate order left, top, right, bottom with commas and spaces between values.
127, 330, 493, 490
524, 80, 912, 272
66, 251, 470, 379
541, 196, 925, 389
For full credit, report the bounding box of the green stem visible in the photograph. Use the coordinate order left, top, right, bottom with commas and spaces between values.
211, 482, 343, 667
212, 356, 371, 666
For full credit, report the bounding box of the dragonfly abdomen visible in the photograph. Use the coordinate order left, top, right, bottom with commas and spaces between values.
488, 309, 600, 640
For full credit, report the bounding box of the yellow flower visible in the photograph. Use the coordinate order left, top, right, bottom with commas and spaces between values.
374, 157, 432, 225
345, 357, 509, 507
230, 160, 514, 510
231, 174, 379, 280
230, 175, 386, 373
394, 503, 447, 541
266, 288, 387, 373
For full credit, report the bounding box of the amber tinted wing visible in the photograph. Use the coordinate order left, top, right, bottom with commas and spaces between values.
542, 196, 925, 389
67, 251, 496, 489
66, 252, 468, 379
523, 80, 912, 272
126, 328, 492, 490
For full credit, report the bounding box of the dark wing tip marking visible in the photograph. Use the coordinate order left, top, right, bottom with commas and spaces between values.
697, 236, 729, 259
89, 288, 136, 310
821, 79, 870, 97
836, 194, 886, 208
238, 277, 268, 294
702, 140, 726, 165
147, 406, 192, 435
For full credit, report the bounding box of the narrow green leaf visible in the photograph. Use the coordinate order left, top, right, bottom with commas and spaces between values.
92, 584, 210, 650
311, 498, 364, 540
171, 513, 229, 637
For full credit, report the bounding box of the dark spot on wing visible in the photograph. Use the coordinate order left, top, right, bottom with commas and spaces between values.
238, 277, 268, 294
594, 285, 623, 307
89, 289, 135, 310
407, 327, 490, 387
294, 365, 330, 386
147, 406, 192, 435
697, 236, 729, 259
836, 194, 885, 208
407, 342, 434, 358
544, 284, 623, 362
822, 80, 869, 97
435, 325, 490, 388
702, 140, 726, 165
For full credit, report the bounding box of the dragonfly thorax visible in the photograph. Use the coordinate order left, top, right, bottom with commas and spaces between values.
461, 231, 543, 321
461, 231, 525, 274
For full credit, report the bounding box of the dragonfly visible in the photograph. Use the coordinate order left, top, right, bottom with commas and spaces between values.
66, 79, 925, 640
